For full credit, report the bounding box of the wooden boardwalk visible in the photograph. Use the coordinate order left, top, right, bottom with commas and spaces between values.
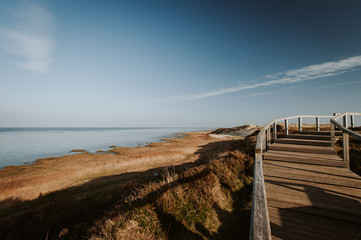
263, 131, 361, 240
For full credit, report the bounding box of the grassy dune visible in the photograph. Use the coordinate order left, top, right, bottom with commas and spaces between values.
0, 132, 214, 205
0, 131, 256, 239
88, 139, 255, 240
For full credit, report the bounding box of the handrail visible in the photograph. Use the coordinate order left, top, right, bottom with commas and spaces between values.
250, 114, 336, 240
330, 113, 361, 168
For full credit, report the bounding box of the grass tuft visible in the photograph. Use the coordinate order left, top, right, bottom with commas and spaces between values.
89, 138, 254, 239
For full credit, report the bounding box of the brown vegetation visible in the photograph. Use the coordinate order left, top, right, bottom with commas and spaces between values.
70, 149, 87, 153
0, 132, 215, 205
0, 131, 255, 239
89, 139, 254, 240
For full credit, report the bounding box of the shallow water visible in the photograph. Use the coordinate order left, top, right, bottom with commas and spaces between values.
0, 127, 204, 168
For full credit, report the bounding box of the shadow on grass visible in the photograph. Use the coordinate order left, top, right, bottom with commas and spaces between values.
0, 138, 253, 240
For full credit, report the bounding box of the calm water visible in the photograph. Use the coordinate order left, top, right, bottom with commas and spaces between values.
0, 127, 204, 169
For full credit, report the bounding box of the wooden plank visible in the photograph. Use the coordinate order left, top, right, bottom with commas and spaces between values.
286, 134, 332, 140
265, 176, 361, 194
264, 153, 345, 167
264, 156, 343, 167
343, 133, 350, 168
331, 117, 361, 140
267, 198, 361, 224
265, 150, 342, 161
298, 131, 342, 136
266, 186, 361, 211
269, 143, 337, 155
264, 167, 361, 189
268, 207, 361, 240
275, 138, 331, 147
265, 183, 361, 219
264, 161, 361, 180
250, 141, 272, 240
273, 122, 277, 141
251, 113, 361, 240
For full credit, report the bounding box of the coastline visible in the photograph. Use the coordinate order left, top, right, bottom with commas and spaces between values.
1, 131, 188, 170
0, 127, 203, 169
0, 130, 229, 207
0, 129, 255, 239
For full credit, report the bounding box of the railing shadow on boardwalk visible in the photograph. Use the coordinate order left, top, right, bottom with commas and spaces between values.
0, 138, 253, 240
250, 113, 361, 239
267, 179, 361, 240
266, 161, 361, 182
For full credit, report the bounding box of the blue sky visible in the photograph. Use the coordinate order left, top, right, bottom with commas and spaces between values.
0, 0, 361, 127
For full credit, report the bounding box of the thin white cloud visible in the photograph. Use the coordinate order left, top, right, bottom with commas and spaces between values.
0, 3, 56, 73
321, 80, 361, 89
277, 82, 318, 91
239, 91, 277, 98
172, 55, 361, 102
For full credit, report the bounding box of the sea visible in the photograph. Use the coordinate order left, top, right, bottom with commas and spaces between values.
0, 127, 206, 169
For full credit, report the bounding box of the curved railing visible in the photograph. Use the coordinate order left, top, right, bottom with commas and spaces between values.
249, 115, 335, 240
331, 113, 361, 168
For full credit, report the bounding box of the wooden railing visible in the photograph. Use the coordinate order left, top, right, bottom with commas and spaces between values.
250, 114, 336, 240
331, 112, 361, 169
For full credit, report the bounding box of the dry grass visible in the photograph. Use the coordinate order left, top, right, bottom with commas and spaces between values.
88, 139, 254, 240
0, 131, 254, 239
0, 132, 216, 206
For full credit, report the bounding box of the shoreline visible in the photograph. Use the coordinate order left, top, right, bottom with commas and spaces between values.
0, 129, 254, 239
0, 131, 194, 171
0, 129, 197, 170
0, 130, 228, 206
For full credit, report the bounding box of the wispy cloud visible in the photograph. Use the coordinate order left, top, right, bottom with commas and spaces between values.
239, 91, 277, 99
172, 55, 361, 102
0, 3, 56, 73
321, 80, 361, 89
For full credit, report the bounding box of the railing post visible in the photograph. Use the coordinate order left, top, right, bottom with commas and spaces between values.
316, 117, 320, 131
263, 132, 267, 152
343, 115, 348, 128
350, 115, 355, 129
343, 132, 350, 169
266, 128, 271, 150
273, 122, 277, 142
298, 117, 302, 132
330, 121, 335, 148
285, 119, 289, 136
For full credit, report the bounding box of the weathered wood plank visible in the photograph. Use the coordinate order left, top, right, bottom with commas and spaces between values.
264, 151, 344, 167
269, 143, 337, 155
275, 138, 331, 147
251, 113, 361, 240
285, 134, 333, 140
265, 176, 361, 194
264, 160, 361, 180
265, 150, 342, 161
264, 169, 361, 189
268, 207, 361, 240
